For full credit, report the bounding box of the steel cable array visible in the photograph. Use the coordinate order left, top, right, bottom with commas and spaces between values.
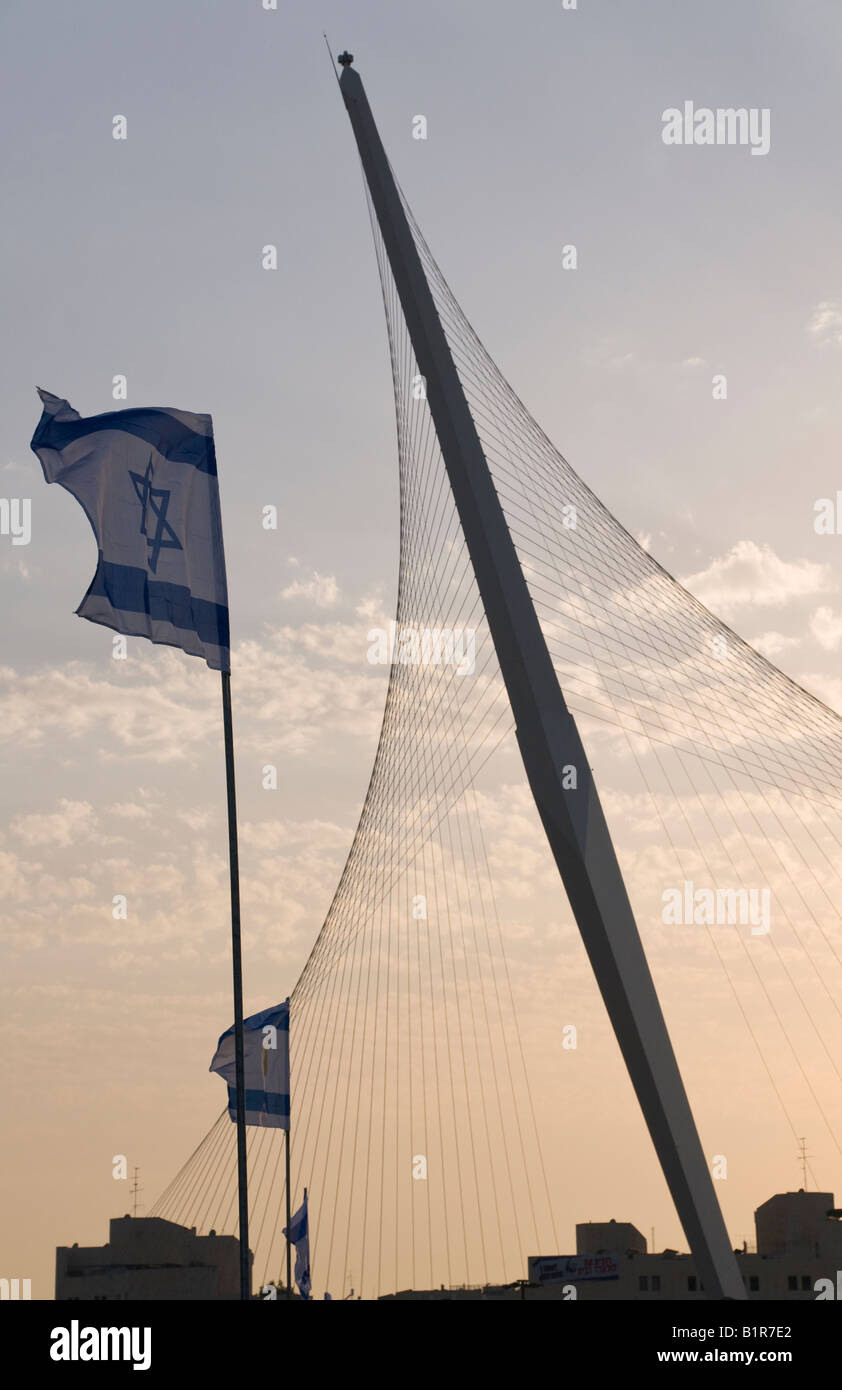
152, 170, 842, 1291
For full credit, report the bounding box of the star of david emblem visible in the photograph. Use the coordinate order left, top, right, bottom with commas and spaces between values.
129, 459, 182, 574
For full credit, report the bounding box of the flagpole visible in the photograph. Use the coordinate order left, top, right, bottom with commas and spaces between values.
221, 669, 250, 1301
285, 1128, 292, 1299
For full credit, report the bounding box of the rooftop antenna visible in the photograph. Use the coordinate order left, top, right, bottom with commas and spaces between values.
797, 1138, 813, 1190
131, 1166, 142, 1218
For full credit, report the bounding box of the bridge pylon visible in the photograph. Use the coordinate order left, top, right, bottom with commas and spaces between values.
338, 54, 745, 1301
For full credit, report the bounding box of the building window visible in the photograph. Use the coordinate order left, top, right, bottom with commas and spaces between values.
787, 1276, 797, 1291
801, 1276, 811, 1291
651, 1275, 661, 1292
749, 1277, 759, 1292
639, 1275, 648, 1291
687, 1276, 697, 1292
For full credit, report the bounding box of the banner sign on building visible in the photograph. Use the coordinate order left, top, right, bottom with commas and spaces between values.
528, 1253, 620, 1284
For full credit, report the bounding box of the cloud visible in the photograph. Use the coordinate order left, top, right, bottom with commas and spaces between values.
681, 356, 706, 368
808, 606, 842, 651
681, 542, 831, 618
178, 808, 215, 832
280, 571, 340, 607
749, 631, 800, 658
355, 591, 388, 622
0, 655, 216, 762
107, 802, 152, 821
793, 672, 842, 715
10, 799, 96, 848
0, 628, 387, 764
0, 850, 30, 899
239, 818, 351, 852
231, 633, 386, 753
271, 621, 372, 666
807, 301, 842, 345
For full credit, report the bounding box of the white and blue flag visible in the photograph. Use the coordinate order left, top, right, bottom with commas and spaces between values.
209, 1000, 290, 1130
283, 1190, 311, 1300
30, 389, 230, 671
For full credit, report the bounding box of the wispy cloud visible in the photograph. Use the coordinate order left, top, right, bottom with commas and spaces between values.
10, 798, 96, 848
807, 300, 842, 345
808, 605, 842, 651
681, 541, 831, 618
749, 630, 800, 658
280, 571, 340, 607
0, 630, 387, 764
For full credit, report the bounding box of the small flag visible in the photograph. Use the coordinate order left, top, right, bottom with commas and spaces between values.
283, 1190, 311, 1301
209, 1000, 290, 1129
30, 389, 230, 671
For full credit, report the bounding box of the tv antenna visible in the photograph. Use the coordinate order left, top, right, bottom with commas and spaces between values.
797, 1138, 813, 1189
131, 1166, 142, 1218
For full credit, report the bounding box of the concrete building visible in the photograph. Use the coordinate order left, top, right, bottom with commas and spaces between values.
526, 1190, 842, 1300
381, 1190, 842, 1301
576, 1220, 646, 1255
755, 1191, 842, 1260
56, 1215, 246, 1300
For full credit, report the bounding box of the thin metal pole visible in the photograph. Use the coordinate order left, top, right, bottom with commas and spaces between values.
221, 669, 250, 1301
285, 1129, 292, 1298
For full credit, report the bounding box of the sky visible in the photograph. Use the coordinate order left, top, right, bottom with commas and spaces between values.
2, 0, 842, 1298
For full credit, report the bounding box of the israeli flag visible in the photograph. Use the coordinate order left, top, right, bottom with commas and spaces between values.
283, 1190, 311, 1300
30, 389, 230, 671
209, 1000, 290, 1130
